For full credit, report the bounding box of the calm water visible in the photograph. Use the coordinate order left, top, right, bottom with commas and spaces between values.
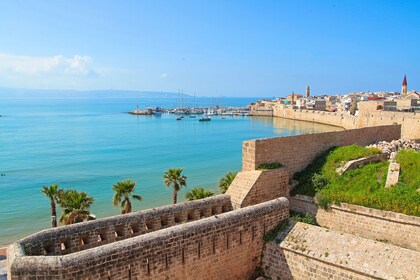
0, 97, 341, 246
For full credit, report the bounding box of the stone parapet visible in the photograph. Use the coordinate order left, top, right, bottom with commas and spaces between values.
13, 194, 232, 257
9, 198, 290, 280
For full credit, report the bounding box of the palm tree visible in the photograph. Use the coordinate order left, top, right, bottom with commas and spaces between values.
58, 189, 94, 225
163, 168, 187, 204
41, 184, 62, 228
218, 172, 237, 193
185, 187, 214, 201
112, 179, 142, 214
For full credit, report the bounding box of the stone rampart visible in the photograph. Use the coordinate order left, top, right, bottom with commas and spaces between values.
226, 168, 289, 209
16, 195, 232, 257
289, 195, 420, 251
242, 125, 401, 176
272, 106, 419, 139
9, 198, 290, 280
251, 109, 273, 116
263, 222, 420, 280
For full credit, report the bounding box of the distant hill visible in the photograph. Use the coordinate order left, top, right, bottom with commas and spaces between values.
0, 88, 191, 99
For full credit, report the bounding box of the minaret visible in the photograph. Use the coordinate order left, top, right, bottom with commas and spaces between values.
306, 86, 310, 98
401, 75, 407, 97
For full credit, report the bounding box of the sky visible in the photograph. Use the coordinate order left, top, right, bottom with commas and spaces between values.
0, 0, 419, 97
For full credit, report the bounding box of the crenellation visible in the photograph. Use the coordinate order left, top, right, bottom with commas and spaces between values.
9, 197, 289, 279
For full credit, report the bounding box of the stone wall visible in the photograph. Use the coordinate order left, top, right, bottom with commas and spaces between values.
17, 195, 232, 256
9, 198, 290, 280
226, 168, 289, 209
242, 125, 401, 176
289, 195, 420, 251
251, 109, 273, 116
271, 105, 420, 140
262, 222, 420, 280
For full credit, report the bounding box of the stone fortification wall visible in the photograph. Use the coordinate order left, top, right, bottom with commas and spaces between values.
242, 125, 401, 175
17, 195, 232, 257
251, 109, 273, 116
289, 195, 420, 251
357, 110, 420, 140
272, 105, 420, 139
9, 198, 290, 280
226, 168, 289, 209
262, 222, 420, 280
273, 107, 357, 130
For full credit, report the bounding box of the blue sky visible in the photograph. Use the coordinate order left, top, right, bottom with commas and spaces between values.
0, 0, 419, 97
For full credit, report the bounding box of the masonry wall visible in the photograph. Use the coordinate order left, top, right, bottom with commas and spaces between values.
289, 195, 420, 251
251, 109, 273, 116
17, 195, 232, 256
262, 222, 420, 280
226, 168, 289, 209
272, 106, 420, 139
242, 125, 401, 175
9, 198, 289, 280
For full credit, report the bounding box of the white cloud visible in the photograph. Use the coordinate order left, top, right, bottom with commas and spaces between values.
0, 53, 96, 76
160, 73, 168, 78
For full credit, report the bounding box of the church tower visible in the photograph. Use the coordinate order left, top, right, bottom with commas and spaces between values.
401, 75, 407, 97
306, 85, 310, 98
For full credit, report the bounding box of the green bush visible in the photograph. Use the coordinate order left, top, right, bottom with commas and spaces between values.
311, 173, 329, 191
257, 162, 283, 170
290, 211, 318, 225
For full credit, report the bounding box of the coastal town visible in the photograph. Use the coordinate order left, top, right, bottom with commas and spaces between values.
2, 1, 420, 279
251, 75, 420, 116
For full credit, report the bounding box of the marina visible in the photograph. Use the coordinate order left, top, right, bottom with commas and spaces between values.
129, 105, 251, 117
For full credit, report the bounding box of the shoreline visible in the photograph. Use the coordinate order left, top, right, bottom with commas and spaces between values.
0, 247, 7, 257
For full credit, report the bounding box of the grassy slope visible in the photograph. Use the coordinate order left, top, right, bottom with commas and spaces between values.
291, 145, 420, 216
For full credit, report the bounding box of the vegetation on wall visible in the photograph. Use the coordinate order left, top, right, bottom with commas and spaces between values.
289, 211, 318, 225
291, 145, 420, 216
257, 162, 283, 171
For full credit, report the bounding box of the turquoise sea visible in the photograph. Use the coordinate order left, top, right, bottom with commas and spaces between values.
0, 97, 341, 246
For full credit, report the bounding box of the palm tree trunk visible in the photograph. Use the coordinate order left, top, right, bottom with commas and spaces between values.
51, 199, 57, 228
126, 196, 132, 214
173, 189, 177, 204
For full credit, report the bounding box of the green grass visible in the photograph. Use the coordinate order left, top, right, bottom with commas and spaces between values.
291, 145, 420, 216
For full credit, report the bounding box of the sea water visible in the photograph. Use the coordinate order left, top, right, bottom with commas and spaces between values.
0, 97, 341, 245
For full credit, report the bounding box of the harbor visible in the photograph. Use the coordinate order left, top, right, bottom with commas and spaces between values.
128, 105, 251, 117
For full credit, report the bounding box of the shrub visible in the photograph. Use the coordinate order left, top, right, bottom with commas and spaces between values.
290, 211, 318, 225
257, 162, 283, 170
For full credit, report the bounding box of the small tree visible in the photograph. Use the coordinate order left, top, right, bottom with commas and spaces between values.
163, 168, 187, 204
185, 187, 214, 201
218, 172, 237, 193
41, 184, 62, 228
112, 179, 142, 214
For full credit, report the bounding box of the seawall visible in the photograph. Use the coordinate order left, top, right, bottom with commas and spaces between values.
271, 106, 419, 140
